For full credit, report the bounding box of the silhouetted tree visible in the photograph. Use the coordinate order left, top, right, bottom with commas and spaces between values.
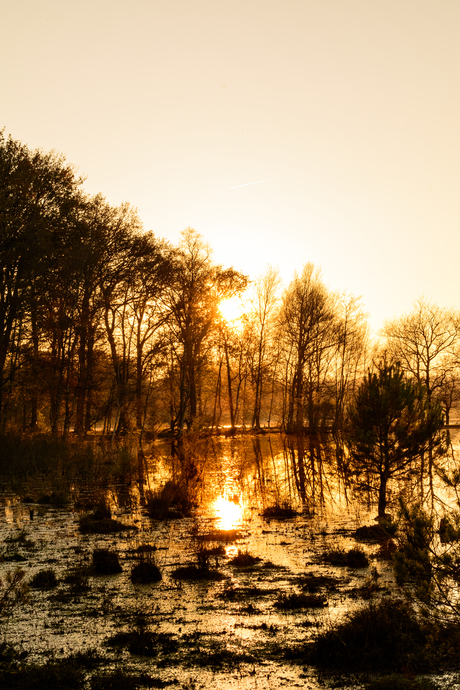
0, 131, 82, 430
165, 229, 247, 433
346, 360, 446, 518
383, 298, 460, 495
279, 264, 336, 433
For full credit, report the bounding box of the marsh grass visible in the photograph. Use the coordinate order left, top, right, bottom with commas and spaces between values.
79, 501, 135, 534
354, 523, 396, 543
172, 544, 226, 580
262, 503, 298, 519
4, 530, 34, 548
197, 529, 243, 542
321, 546, 369, 568
297, 573, 341, 592
92, 549, 122, 575
228, 549, 261, 567
107, 616, 178, 656
146, 480, 193, 520
274, 591, 327, 609
29, 568, 58, 590
130, 546, 162, 584
0, 657, 84, 690
62, 565, 91, 594
90, 669, 154, 690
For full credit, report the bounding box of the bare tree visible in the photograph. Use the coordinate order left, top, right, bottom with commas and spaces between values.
279, 264, 336, 434
165, 229, 247, 434
247, 266, 281, 429
382, 298, 460, 496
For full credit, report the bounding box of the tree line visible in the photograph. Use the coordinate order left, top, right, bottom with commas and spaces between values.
2, 131, 460, 439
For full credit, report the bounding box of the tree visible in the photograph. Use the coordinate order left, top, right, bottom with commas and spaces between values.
165, 229, 247, 433
383, 298, 460, 409
279, 263, 336, 433
0, 131, 82, 429
383, 298, 460, 497
346, 360, 446, 518
247, 266, 281, 429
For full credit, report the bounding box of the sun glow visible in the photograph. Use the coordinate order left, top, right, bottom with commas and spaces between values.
218, 296, 244, 323
213, 495, 243, 530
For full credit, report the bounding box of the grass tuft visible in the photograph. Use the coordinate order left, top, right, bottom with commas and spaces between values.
29, 568, 58, 590
92, 549, 122, 575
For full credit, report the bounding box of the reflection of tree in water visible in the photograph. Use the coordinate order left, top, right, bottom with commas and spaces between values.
135, 434, 361, 518
281, 434, 354, 513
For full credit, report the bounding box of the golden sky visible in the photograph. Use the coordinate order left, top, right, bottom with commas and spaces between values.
2, 0, 460, 332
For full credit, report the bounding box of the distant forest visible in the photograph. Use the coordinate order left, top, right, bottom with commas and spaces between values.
1, 131, 459, 438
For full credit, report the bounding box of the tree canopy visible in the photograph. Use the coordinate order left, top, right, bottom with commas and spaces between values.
346, 360, 446, 517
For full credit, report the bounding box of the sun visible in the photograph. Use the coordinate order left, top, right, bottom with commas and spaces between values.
218, 296, 244, 323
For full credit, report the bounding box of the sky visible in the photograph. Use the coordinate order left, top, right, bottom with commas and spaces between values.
2, 0, 460, 333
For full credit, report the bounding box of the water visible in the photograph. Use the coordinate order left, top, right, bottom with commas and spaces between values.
0, 434, 455, 688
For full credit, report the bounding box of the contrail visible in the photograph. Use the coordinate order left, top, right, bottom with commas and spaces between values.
229, 178, 272, 189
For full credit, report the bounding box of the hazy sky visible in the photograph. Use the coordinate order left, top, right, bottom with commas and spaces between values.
2, 0, 460, 332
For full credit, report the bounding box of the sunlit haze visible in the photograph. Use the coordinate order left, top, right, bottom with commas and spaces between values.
3, 1, 460, 333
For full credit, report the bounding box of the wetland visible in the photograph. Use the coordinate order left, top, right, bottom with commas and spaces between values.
0, 433, 458, 690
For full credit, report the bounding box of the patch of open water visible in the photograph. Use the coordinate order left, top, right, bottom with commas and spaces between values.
0, 434, 456, 689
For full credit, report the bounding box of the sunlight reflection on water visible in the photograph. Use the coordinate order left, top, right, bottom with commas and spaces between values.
213, 495, 243, 530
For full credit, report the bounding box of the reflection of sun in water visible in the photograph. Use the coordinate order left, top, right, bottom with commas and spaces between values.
214, 495, 243, 530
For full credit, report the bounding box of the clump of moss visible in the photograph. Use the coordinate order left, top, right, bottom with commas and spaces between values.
29, 568, 58, 590
92, 549, 122, 575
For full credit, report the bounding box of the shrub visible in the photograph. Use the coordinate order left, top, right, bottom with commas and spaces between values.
130, 548, 162, 584
0, 568, 28, 615
309, 598, 427, 672
92, 549, 122, 575
29, 568, 58, 590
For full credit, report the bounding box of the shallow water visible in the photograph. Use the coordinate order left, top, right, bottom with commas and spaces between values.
0, 434, 456, 689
